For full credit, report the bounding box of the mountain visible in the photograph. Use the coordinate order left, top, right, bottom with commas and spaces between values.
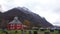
3, 7, 53, 28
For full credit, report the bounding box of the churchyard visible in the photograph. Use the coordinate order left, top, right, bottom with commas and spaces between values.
0, 29, 60, 34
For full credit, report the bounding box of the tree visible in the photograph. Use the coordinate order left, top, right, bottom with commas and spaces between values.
23, 19, 30, 26
0, 19, 2, 23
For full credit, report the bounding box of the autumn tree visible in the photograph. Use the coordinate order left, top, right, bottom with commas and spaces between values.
23, 19, 30, 26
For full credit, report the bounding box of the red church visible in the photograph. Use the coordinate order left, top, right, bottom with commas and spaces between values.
6, 16, 24, 30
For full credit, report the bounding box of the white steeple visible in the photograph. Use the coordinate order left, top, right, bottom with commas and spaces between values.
9, 16, 22, 24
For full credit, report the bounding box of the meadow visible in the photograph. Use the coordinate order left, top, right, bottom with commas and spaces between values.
0, 29, 59, 34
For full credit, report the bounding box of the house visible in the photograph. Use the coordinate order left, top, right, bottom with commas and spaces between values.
6, 16, 23, 30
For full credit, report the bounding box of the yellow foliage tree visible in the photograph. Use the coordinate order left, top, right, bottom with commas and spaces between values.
23, 19, 30, 26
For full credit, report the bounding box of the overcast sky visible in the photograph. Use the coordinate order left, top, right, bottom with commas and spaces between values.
0, 0, 60, 26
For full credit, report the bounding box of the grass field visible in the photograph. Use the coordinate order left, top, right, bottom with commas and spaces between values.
0, 29, 59, 34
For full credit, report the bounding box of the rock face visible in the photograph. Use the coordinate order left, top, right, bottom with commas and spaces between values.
0, 7, 53, 29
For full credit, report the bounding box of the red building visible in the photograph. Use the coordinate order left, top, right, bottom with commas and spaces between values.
6, 16, 23, 30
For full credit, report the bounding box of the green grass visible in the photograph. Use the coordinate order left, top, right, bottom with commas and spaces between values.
0, 29, 59, 34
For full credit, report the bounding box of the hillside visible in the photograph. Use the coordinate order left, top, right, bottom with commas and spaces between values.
0, 7, 53, 29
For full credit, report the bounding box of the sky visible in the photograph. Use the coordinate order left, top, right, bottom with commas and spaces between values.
0, 0, 60, 26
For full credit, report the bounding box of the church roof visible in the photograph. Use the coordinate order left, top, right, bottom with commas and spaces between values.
9, 16, 22, 24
